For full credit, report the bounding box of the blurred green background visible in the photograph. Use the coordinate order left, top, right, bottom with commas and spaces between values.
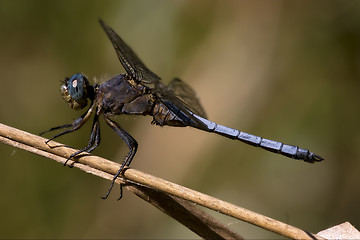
0, 0, 359, 238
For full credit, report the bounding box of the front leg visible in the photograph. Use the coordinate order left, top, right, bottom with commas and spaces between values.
40, 104, 95, 143
64, 111, 101, 166
103, 115, 138, 199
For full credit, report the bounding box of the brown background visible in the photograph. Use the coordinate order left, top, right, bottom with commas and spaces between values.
0, 1, 359, 238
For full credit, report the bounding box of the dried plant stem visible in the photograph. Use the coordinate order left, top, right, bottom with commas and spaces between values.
0, 124, 241, 239
0, 123, 323, 239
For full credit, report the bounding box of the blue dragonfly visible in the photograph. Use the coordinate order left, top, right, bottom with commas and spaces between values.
41, 19, 323, 199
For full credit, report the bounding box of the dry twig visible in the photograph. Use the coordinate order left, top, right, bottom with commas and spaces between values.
0, 123, 323, 239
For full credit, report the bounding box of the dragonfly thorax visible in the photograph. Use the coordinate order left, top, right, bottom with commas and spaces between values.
61, 73, 95, 110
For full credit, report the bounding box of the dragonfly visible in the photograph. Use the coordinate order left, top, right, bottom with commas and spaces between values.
41, 19, 323, 199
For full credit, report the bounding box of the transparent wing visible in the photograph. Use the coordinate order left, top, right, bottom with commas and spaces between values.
152, 78, 208, 130
166, 78, 207, 118
100, 20, 207, 128
99, 19, 161, 84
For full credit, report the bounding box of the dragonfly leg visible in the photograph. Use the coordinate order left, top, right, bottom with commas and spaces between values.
64, 112, 101, 166
39, 123, 73, 136
103, 115, 138, 200
40, 104, 94, 144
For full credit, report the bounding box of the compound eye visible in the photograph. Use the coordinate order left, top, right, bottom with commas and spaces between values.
68, 73, 86, 101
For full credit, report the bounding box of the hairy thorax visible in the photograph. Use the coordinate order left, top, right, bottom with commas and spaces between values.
96, 74, 155, 116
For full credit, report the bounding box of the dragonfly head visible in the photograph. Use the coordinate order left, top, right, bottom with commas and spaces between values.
61, 73, 94, 110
